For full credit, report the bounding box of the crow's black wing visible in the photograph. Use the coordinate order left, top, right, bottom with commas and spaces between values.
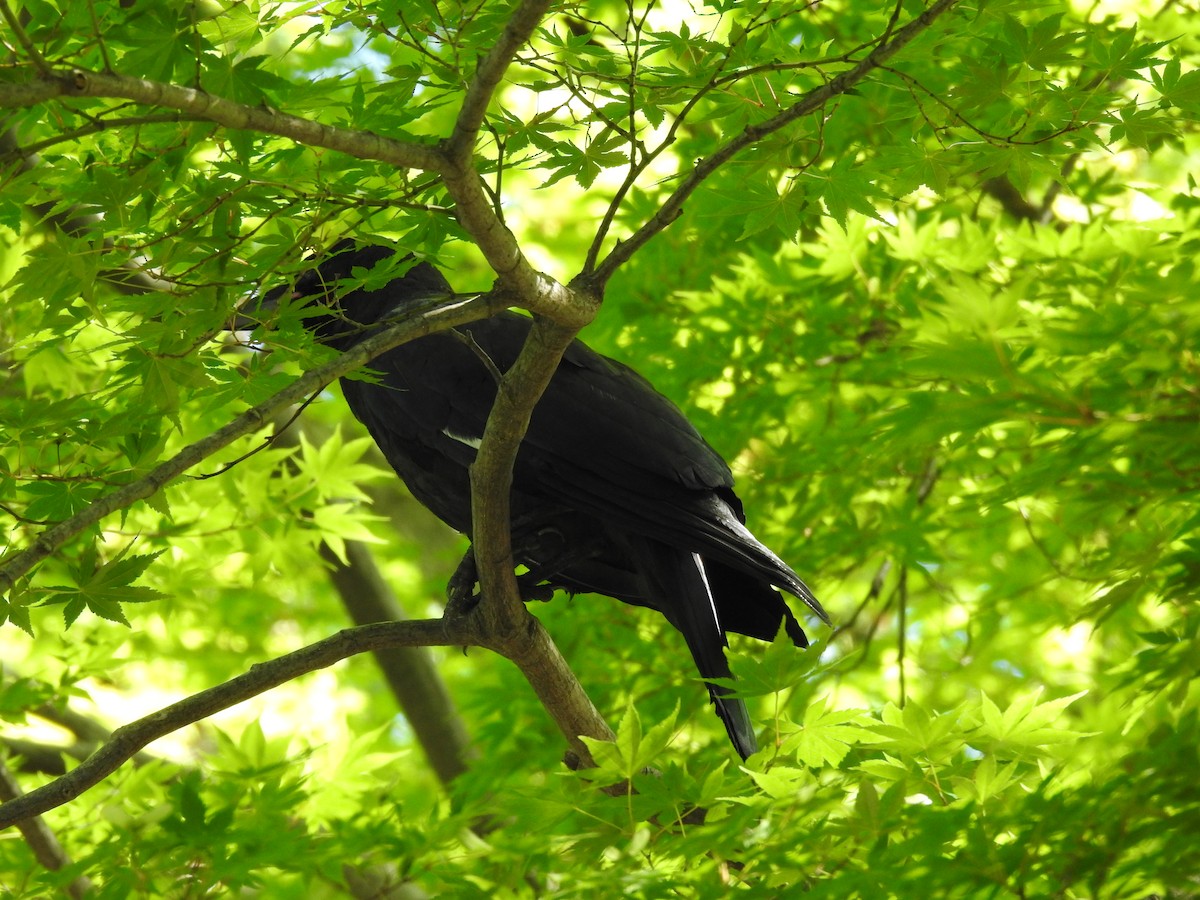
340, 310, 826, 622
469, 318, 826, 621
338, 325, 496, 535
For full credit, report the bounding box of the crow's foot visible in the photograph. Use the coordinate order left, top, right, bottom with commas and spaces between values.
445, 547, 481, 618
445, 544, 558, 611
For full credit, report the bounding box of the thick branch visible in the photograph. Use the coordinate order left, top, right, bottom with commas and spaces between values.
0, 291, 503, 596
468, 317, 616, 765
590, 0, 963, 287
0, 618, 464, 829
439, 0, 593, 327
446, 0, 553, 163
0, 67, 444, 172
407, 2, 608, 761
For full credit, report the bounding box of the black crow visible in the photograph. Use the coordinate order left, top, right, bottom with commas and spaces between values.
260, 240, 829, 758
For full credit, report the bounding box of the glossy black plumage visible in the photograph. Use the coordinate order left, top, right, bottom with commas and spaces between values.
268, 240, 829, 758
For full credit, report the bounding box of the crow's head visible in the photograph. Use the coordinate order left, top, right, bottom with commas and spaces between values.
241, 239, 452, 351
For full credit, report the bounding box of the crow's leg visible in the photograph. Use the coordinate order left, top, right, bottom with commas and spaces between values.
445, 546, 480, 616
444, 541, 558, 611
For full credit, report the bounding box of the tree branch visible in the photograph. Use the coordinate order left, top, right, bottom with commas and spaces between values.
446, 0, 553, 163
589, 0, 963, 288
0, 618, 465, 829
467, 317, 616, 766
0, 290, 504, 597
438, 0, 594, 328
433, 3, 615, 761
0, 67, 444, 173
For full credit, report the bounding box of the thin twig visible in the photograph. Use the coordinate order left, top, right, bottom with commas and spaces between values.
194, 387, 323, 479
0, 0, 53, 77
589, 0, 963, 289
448, 328, 505, 385
85, 0, 113, 72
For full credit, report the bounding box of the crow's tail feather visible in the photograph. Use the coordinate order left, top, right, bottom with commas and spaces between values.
630, 538, 757, 759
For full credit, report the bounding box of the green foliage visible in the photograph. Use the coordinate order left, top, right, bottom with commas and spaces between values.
44, 542, 165, 628
0, 0, 1197, 897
